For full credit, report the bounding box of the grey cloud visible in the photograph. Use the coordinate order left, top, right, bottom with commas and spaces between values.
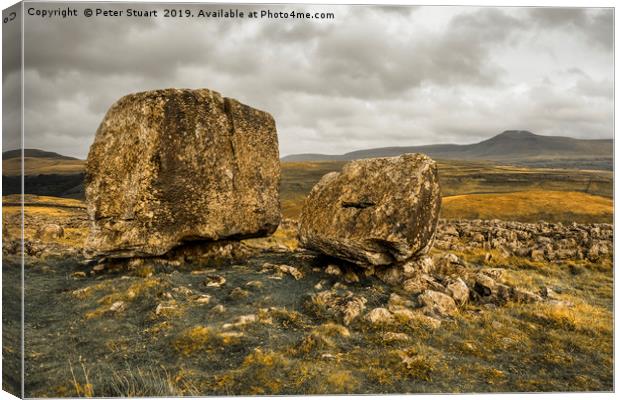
527, 8, 613, 50
9, 5, 614, 158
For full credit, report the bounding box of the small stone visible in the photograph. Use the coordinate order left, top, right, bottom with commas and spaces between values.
195, 295, 211, 304
472, 233, 485, 243
109, 301, 126, 313
37, 224, 64, 241
418, 290, 458, 317
325, 264, 342, 276
92, 264, 105, 272
71, 271, 87, 279
204, 275, 226, 288
387, 293, 415, 311
402, 277, 427, 294
222, 314, 257, 329
211, 304, 226, 313
530, 248, 546, 262
343, 270, 360, 283
172, 286, 193, 296
314, 280, 326, 290
191, 269, 216, 275
395, 310, 441, 329
474, 273, 497, 297
375, 265, 403, 285
155, 302, 177, 316
246, 280, 264, 288
445, 277, 469, 305
218, 331, 244, 344
511, 288, 543, 303
540, 286, 560, 299
278, 264, 303, 280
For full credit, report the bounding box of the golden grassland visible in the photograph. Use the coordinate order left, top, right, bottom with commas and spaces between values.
441, 191, 613, 223
4, 159, 614, 395
4, 192, 613, 396
45, 244, 612, 395
280, 161, 613, 222
3, 157, 86, 176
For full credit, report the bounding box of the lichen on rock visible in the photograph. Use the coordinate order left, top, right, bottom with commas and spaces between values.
298, 153, 441, 267
84, 88, 281, 259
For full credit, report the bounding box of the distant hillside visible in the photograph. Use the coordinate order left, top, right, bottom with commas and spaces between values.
281, 131, 613, 169
3, 149, 79, 160
2, 148, 85, 176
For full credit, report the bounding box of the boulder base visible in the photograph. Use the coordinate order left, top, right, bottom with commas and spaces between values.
299, 153, 441, 266
85, 88, 281, 258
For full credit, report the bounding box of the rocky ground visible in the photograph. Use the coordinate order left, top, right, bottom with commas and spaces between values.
2, 202, 614, 396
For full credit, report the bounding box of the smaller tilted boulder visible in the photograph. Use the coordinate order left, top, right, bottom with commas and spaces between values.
298, 153, 441, 267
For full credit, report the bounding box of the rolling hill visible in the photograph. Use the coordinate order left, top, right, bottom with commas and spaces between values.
2, 148, 85, 176
281, 130, 613, 169
2, 149, 79, 160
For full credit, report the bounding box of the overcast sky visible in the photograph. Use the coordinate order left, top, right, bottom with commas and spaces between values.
4, 4, 614, 158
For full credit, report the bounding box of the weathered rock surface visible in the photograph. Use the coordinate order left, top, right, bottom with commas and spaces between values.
434, 219, 613, 263
37, 224, 64, 241
85, 88, 281, 258
299, 153, 441, 266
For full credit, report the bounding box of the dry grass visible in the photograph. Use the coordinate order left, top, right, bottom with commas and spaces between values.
3, 157, 85, 176
173, 326, 216, 356
441, 191, 612, 223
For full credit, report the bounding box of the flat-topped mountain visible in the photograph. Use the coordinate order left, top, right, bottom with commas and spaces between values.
282, 131, 612, 169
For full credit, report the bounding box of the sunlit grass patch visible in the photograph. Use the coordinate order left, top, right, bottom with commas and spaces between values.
524, 300, 612, 335
173, 326, 215, 356
441, 191, 612, 223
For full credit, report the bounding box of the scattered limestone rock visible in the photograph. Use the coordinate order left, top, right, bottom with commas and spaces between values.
278, 264, 303, 280
85, 88, 281, 259
418, 290, 458, 317
195, 295, 211, 304
325, 264, 342, 276
511, 288, 543, 304
393, 308, 442, 329
211, 304, 226, 313
375, 265, 404, 285
155, 301, 177, 317
109, 301, 126, 313
222, 314, 257, 330
37, 224, 64, 241
299, 153, 441, 267
343, 270, 360, 283
204, 275, 226, 288
260, 262, 303, 280
70, 271, 87, 279
307, 290, 367, 326
387, 293, 415, 311
445, 277, 470, 305
246, 280, 264, 289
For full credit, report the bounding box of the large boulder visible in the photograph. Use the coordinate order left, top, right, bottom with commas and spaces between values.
298, 153, 441, 266
85, 88, 281, 258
